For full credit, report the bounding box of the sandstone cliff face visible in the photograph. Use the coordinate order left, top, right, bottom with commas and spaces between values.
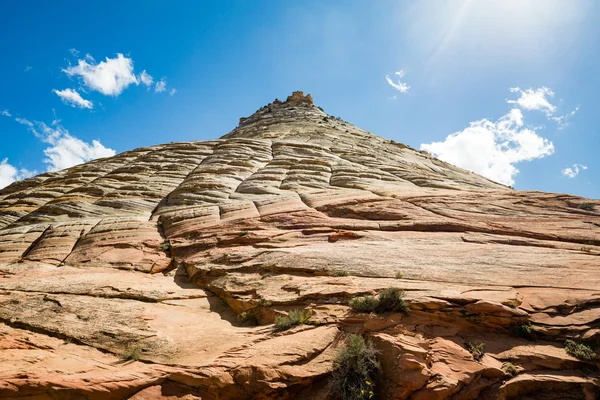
0, 92, 598, 399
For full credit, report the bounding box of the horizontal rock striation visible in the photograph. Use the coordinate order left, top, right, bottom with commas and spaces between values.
0, 92, 598, 399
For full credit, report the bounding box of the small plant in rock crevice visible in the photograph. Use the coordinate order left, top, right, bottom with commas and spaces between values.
238, 309, 260, 326
273, 309, 310, 332
502, 362, 518, 376
503, 298, 522, 308
376, 288, 409, 313
349, 296, 379, 313
395, 271, 403, 279
467, 342, 485, 361
349, 288, 410, 314
512, 323, 537, 341
120, 344, 142, 361
329, 334, 380, 400
157, 240, 171, 252
333, 269, 349, 277
578, 203, 596, 211
564, 339, 596, 360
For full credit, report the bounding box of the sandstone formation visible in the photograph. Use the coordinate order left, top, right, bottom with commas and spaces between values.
0, 91, 598, 399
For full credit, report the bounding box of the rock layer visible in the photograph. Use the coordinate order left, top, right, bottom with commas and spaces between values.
0, 92, 598, 399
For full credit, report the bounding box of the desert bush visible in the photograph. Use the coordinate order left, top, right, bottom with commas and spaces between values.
467, 342, 485, 361
395, 271, 403, 279
502, 362, 518, 376
157, 240, 171, 252
578, 203, 596, 211
349, 295, 379, 313
564, 340, 596, 360
120, 344, 142, 361
504, 298, 522, 308
329, 334, 380, 400
376, 288, 409, 313
238, 309, 260, 326
512, 323, 537, 341
274, 309, 310, 332
333, 269, 349, 277
349, 288, 410, 314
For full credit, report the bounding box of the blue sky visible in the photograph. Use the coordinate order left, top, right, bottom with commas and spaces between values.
0, 0, 598, 198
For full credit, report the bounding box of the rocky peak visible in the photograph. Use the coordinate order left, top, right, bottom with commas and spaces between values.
231, 91, 324, 137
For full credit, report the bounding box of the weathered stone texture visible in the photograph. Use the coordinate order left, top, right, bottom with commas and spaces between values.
0, 92, 598, 399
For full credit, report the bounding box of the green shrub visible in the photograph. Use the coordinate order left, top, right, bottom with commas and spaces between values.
238, 230, 248, 236
512, 323, 537, 341
504, 298, 522, 308
467, 342, 485, 361
376, 288, 409, 313
333, 269, 349, 277
349, 296, 379, 313
349, 288, 410, 314
120, 344, 142, 361
578, 203, 596, 211
238, 309, 260, 326
157, 240, 171, 252
329, 334, 380, 400
564, 340, 596, 360
502, 362, 518, 376
395, 271, 403, 279
274, 309, 310, 332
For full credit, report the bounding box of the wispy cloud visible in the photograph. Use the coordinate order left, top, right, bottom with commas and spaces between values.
63, 53, 139, 96
155, 78, 167, 93
24, 65, 32, 72
139, 70, 153, 87
0, 159, 34, 189
69, 48, 80, 57
562, 163, 587, 178
13, 116, 115, 172
169, 88, 177, 96
1, 110, 11, 117
507, 87, 556, 116
385, 70, 410, 94
421, 90, 556, 186
53, 88, 93, 109
507, 86, 579, 130
550, 106, 579, 129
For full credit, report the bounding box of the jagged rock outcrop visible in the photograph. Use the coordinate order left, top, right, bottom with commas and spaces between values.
0, 91, 598, 399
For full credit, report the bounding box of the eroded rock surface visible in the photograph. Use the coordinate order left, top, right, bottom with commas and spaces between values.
0, 92, 598, 399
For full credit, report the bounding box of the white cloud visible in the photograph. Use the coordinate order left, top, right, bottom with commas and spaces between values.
0, 159, 34, 189
421, 107, 554, 186
69, 48, 80, 57
1, 110, 10, 117
155, 79, 167, 93
53, 88, 93, 109
562, 164, 587, 178
508, 87, 557, 116
13, 116, 116, 172
63, 53, 139, 96
35, 122, 116, 171
15, 117, 35, 130
169, 88, 177, 96
24, 65, 32, 72
550, 106, 579, 129
385, 70, 410, 93
139, 70, 153, 87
